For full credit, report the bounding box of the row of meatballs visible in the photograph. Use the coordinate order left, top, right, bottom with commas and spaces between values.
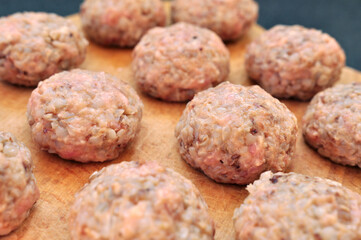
0, 0, 345, 103
25, 68, 361, 176
0, 0, 258, 87
3, 134, 361, 239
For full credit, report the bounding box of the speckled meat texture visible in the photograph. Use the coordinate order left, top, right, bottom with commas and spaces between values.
0, 131, 39, 236
69, 161, 215, 240
27, 69, 143, 163
233, 171, 361, 240
132, 22, 230, 102
175, 82, 298, 185
80, 0, 166, 47
302, 83, 361, 167
171, 0, 258, 41
0, 12, 88, 86
245, 25, 345, 100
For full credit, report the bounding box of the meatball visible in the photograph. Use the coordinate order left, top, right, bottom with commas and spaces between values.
69, 161, 215, 240
27, 69, 143, 163
302, 83, 361, 167
171, 0, 258, 41
132, 22, 230, 102
233, 171, 361, 239
245, 25, 346, 100
175, 82, 298, 185
0, 12, 88, 86
0, 131, 39, 235
80, 0, 166, 47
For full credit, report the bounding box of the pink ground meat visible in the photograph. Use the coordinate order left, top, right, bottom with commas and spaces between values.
27, 69, 143, 163
233, 171, 361, 240
171, 0, 258, 41
175, 82, 298, 185
69, 161, 215, 240
132, 22, 230, 102
245, 25, 345, 100
80, 0, 166, 47
0, 131, 39, 235
0, 12, 88, 86
302, 83, 361, 167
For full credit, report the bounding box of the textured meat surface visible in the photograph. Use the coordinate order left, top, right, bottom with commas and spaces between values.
132, 22, 230, 102
233, 171, 361, 240
80, 0, 166, 47
0, 12, 88, 86
175, 82, 297, 185
303, 83, 361, 167
171, 0, 258, 41
245, 25, 345, 100
0, 131, 39, 236
69, 161, 215, 240
27, 69, 143, 163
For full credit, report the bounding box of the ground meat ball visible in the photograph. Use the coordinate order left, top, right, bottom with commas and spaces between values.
233, 171, 361, 239
27, 69, 143, 163
175, 82, 297, 185
69, 161, 215, 240
302, 83, 361, 167
0, 131, 39, 236
132, 22, 230, 102
80, 0, 166, 47
171, 0, 258, 41
245, 25, 346, 100
0, 12, 88, 87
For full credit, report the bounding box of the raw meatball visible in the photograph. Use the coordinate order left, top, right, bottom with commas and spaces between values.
171, 0, 258, 41
0, 131, 39, 235
80, 0, 166, 47
245, 25, 346, 100
69, 161, 215, 240
0, 12, 88, 86
233, 171, 361, 239
132, 22, 230, 102
27, 69, 143, 163
175, 82, 298, 185
302, 83, 361, 167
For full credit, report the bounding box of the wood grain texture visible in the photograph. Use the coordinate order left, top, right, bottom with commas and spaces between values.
1, 5, 361, 240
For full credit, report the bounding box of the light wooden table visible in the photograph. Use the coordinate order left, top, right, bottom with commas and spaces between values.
1, 6, 361, 240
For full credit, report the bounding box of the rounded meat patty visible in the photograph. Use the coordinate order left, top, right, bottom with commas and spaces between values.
132, 22, 230, 102
245, 25, 346, 100
69, 161, 215, 240
171, 0, 258, 41
27, 69, 143, 163
233, 171, 361, 239
0, 12, 88, 86
175, 82, 298, 185
302, 83, 361, 167
0, 131, 39, 235
80, 0, 166, 47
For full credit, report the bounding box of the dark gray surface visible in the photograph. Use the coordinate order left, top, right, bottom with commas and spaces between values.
0, 0, 83, 17
1, 0, 360, 70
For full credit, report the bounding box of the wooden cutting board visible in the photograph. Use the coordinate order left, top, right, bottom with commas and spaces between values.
1, 4, 361, 240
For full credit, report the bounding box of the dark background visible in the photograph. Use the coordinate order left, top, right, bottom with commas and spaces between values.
1, 0, 360, 70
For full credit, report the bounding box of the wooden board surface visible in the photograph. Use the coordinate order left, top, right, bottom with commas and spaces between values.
1, 6, 361, 240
